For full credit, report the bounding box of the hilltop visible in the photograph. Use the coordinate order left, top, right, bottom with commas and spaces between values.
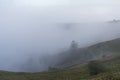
52, 38, 120, 68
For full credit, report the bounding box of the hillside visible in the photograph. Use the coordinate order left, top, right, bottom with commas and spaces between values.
52, 38, 120, 68
0, 56, 120, 80
0, 38, 119, 80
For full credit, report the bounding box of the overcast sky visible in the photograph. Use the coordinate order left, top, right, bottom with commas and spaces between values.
0, 0, 120, 22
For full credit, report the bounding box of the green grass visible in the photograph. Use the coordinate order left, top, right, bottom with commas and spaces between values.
0, 65, 90, 80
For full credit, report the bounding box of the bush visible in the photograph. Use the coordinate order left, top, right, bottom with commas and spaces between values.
48, 66, 59, 71
88, 60, 105, 76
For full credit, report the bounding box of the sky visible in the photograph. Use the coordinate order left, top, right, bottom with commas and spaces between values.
0, 0, 120, 72
0, 0, 120, 22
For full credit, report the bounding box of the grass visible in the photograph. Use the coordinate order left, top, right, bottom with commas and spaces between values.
0, 53, 120, 80
0, 65, 90, 80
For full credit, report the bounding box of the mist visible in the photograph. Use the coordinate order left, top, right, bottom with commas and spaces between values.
0, 0, 120, 72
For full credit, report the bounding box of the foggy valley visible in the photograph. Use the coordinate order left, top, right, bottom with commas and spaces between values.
0, 0, 120, 74
0, 22, 120, 72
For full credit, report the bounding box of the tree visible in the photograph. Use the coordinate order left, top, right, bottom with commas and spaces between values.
70, 40, 78, 50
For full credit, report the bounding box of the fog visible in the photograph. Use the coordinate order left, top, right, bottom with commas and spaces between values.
0, 0, 120, 72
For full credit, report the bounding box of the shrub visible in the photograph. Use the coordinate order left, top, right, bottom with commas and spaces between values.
88, 60, 105, 76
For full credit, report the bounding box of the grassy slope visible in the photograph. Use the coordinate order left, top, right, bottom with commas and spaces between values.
53, 38, 120, 68
0, 55, 120, 80
0, 38, 120, 80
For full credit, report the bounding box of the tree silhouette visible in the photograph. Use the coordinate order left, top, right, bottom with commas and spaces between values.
70, 40, 78, 50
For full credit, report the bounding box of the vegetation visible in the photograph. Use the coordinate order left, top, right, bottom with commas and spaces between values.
87, 60, 105, 76
53, 38, 120, 68
0, 38, 119, 80
0, 54, 120, 80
